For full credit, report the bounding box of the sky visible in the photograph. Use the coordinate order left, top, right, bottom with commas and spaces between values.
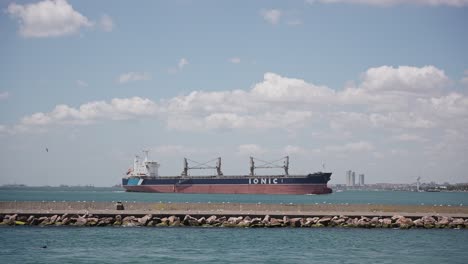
0, 0, 467, 186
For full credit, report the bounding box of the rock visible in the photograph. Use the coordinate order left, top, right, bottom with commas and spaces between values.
369, 217, 380, 227
421, 216, 436, 228
332, 217, 346, 226
38, 216, 51, 226
168, 216, 177, 224
449, 218, 464, 228
381, 218, 392, 228
169, 216, 180, 226
27, 215, 35, 224
60, 217, 70, 225
357, 218, 370, 228
206, 215, 218, 225
97, 217, 113, 226
151, 217, 162, 225
317, 217, 331, 226
75, 217, 87, 226
138, 214, 152, 226
122, 216, 136, 226
396, 217, 413, 229
17, 216, 28, 222
86, 217, 99, 226
183, 215, 196, 225
289, 218, 302, 227
263, 215, 271, 223
391, 215, 404, 221
413, 219, 424, 228
243, 216, 252, 222
49, 215, 59, 224
436, 216, 451, 228
267, 218, 282, 228
228, 216, 243, 225
197, 217, 207, 225
282, 216, 290, 226
237, 220, 251, 228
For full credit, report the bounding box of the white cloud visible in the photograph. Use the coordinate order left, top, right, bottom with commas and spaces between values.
284, 145, 307, 155
178, 58, 189, 70
358, 65, 449, 94
0, 92, 10, 100
286, 19, 302, 26
325, 141, 375, 153
306, 0, 468, 7
228, 57, 241, 64
4, 65, 468, 157
237, 144, 266, 156
76, 80, 88, 87
393, 134, 427, 142
17, 97, 158, 131
260, 9, 282, 25
168, 58, 189, 74
7, 0, 93, 38
461, 70, 468, 87
99, 14, 114, 32
117, 72, 151, 84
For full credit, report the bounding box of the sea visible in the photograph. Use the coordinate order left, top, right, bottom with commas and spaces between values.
0, 186, 467, 205
1, 187, 467, 263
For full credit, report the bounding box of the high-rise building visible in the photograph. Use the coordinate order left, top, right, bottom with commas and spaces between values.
346, 170, 352, 186
359, 174, 365, 186
351, 171, 356, 186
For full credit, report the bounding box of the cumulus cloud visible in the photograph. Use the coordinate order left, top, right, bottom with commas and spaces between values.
168, 58, 189, 74
461, 70, 468, 87
393, 134, 427, 142
15, 97, 158, 132
4, 65, 468, 157
325, 141, 375, 153
0, 92, 10, 100
358, 65, 449, 94
306, 0, 468, 7
99, 14, 114, 32
260, 9, 282, 25
284, 145, 307, 155
228, 57, 241, 64
7, 0, 93, 38
76, 80, 88, 87
117, 72, 151, 84
178, 58, 189, 69
237, 144, 267, 156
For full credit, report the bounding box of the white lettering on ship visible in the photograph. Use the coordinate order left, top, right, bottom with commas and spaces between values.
249, 178, 278, 184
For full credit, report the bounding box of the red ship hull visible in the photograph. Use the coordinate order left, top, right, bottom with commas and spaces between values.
124, 184, 332, 195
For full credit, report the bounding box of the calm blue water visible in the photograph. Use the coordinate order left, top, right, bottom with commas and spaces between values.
0, 187, 467, 205
0, 227, 466, 264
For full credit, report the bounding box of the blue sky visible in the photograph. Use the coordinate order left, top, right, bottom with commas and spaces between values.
1, 0, 467, 186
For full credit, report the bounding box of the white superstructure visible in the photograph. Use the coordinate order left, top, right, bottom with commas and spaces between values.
127, 150, 160, 177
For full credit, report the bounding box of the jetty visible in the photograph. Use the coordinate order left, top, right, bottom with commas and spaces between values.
1, 201, 467, 228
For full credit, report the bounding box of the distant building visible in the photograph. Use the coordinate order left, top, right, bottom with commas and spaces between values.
359, 174, 365, 186
346, 170, 352, 186
346, 170, 357, 187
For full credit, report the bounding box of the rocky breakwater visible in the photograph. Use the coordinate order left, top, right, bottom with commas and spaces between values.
1, 213, 467, 229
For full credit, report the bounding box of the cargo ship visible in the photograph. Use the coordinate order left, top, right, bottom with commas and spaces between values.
122, 151, 332, 195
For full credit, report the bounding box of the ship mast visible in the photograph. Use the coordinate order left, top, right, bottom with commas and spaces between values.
249, 156, 289, 176
181, 157, 223, 177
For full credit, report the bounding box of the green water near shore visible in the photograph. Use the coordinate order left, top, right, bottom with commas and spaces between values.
0, 227, 466, 264
1, 187, 467, 205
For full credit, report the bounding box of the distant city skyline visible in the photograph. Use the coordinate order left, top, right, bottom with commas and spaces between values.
1, 0, 467, 186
